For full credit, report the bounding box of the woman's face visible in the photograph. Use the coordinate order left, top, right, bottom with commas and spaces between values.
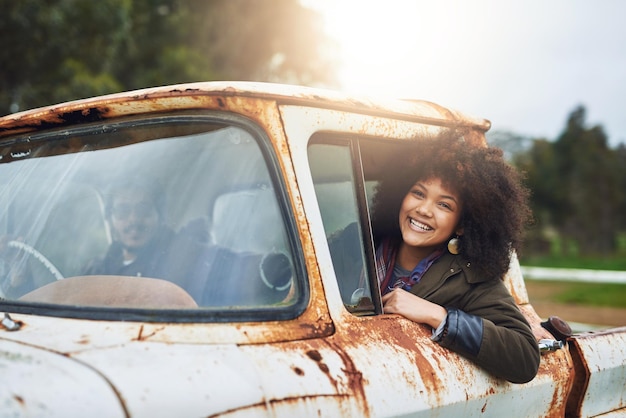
398, 177, 463, 255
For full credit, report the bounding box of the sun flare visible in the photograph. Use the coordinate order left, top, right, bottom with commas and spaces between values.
308, 1, 452, 97
305, 0, 485, 102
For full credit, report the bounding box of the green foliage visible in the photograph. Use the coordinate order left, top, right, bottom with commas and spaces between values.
514, 105, 626, 257
0, 0, 338, 114
185, 0, 338, 85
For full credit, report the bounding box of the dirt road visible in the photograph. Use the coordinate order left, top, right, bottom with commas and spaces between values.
525, 280, 626, 329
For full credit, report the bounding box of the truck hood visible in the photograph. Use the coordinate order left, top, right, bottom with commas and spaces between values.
0, 338, 125, 417
1, 336, 269, 417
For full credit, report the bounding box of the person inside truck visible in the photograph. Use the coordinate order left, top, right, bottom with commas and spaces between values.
0, 178, 208, 300
83, 178, 293, 307
83, 178, 207, 288
371, 132, 541, 383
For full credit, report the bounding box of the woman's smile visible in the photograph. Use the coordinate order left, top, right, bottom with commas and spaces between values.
409, 218, 433, 232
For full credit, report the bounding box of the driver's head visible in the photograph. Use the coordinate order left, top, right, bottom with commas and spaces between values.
105, 179, 163, 253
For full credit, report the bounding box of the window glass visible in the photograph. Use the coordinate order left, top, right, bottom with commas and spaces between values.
0, 117, 303, 321
308, 143, 375, 314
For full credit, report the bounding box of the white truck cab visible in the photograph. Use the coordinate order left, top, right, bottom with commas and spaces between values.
0, 82, 624, 417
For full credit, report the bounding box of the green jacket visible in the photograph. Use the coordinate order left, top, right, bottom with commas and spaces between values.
411, 252, 541, 384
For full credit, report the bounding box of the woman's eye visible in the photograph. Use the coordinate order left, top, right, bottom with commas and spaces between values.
412, 190, 424, 198
439, 202, 452, 210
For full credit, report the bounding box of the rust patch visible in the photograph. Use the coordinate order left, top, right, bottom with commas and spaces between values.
290, 338, 370, 415
323, 339, 369, 417
306, 349, 322, 362
134, 324, 165, 341
565, 339, 589, 417
13, 395, 24, 405
134, 324, 164, 341
0, 106, 110, 137
326, 314, 488, 410
297, 320, 335, 338
549, 378, 565, 418
76, 336, 90, 345
0, 314, 24, 331
378, 318, 445, 404
526, 295, 575, 416
306, 349, 330, 374
56, 107, 107, 124
292, 366, 305, 376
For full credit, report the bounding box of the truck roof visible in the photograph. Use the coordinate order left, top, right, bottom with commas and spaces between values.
0, 81, 491, 139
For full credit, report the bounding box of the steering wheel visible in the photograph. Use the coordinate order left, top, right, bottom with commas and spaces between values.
6, 240, 64, 281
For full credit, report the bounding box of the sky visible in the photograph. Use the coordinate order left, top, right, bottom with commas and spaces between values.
306, 0, 626, 146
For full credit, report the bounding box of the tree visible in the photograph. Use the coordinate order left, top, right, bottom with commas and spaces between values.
515, 105, 624, 256
554, 106, 619, 253
514, 138, 560, 255
185, 0, 338, 85
1, 0, 135, 111
0, 0, 338, 115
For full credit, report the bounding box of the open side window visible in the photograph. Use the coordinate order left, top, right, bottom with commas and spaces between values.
308, 137, 383, 315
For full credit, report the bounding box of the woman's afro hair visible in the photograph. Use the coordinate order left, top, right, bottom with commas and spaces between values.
371, 131, 532, 280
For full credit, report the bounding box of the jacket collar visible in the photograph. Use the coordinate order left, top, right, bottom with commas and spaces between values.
427, 252, 490, 284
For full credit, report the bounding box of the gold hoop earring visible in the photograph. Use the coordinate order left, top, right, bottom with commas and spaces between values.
447, 236, 461, 255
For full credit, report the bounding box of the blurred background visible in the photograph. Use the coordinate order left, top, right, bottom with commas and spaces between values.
1, 0, 624, 326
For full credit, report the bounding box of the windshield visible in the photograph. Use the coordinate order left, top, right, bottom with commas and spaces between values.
0, 115, 304, 321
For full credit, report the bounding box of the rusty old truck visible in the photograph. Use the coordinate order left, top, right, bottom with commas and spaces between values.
0, 82, 624, 417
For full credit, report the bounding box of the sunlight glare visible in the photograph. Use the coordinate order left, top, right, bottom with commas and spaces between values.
306, 0, 486, 101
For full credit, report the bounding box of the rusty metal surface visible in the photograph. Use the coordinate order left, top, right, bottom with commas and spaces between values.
502, 252, 530, 305
0, 308, 578, 418
566, 327, 626, 417
0, 82, 490, 140
0, 338, 126, 417
236, 312, 574, 417
279, 104, 575, 417
1, 82, 623, 417
0, 95, 334, 348
277, 104, 462, 326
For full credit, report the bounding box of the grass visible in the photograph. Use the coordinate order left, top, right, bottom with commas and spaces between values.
521, 232, 626, 270
520, 237, 626, 310
526, 279, 626, 309
552, 282, 626, 308
521, 253, 626, 308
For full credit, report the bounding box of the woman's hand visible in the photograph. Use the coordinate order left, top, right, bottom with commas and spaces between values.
381, 288, 447, 329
